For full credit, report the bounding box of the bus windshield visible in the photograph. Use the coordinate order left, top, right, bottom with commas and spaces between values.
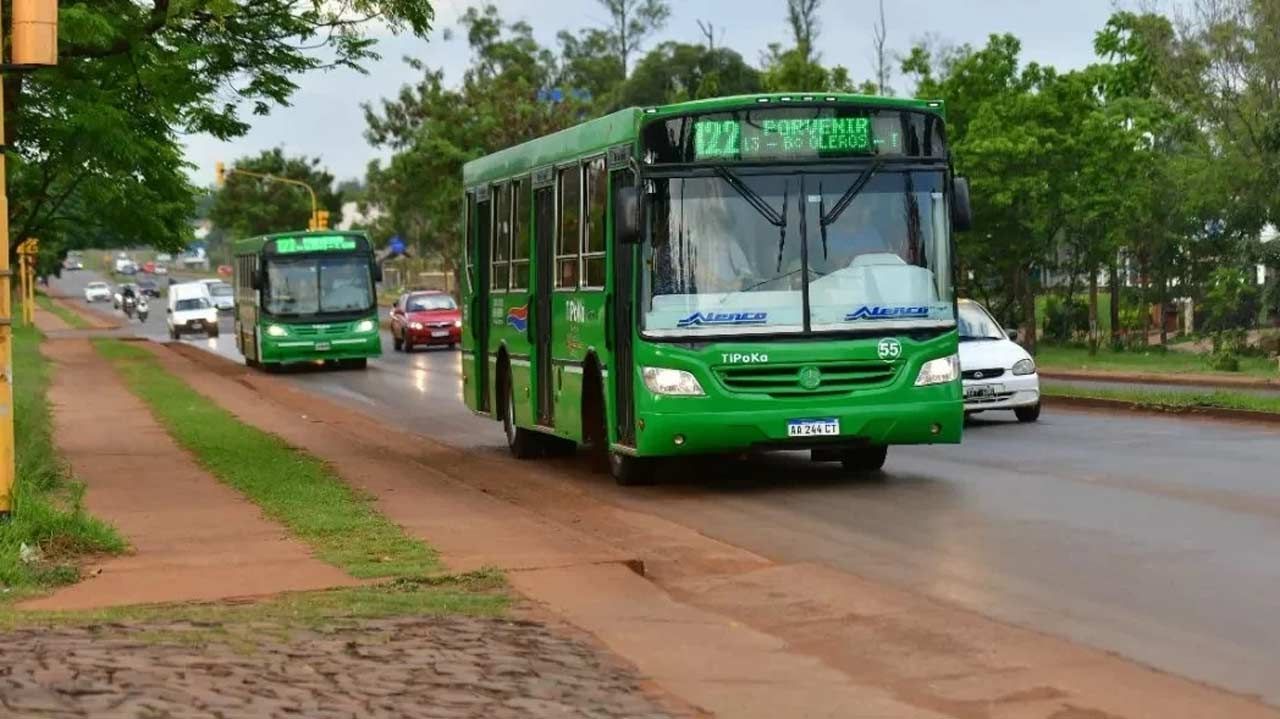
642, 169, 954, 336
264, 255, 374, 316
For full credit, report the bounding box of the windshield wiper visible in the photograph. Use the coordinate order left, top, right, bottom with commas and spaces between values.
820, 160, 884, 229
712, 166, 789, 271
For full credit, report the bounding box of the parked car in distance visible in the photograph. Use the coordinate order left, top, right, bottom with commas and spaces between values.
958, 299, 1041, 422
142, 261, 157, 274
137, 278, 161, 298
167, 282, 219, 339
64, 256, 84, 271
84, 281, 111, 303
199, 278, 235, 311
390, 291, 462, 352
155, 253, 173, 262
216, 264, 233, 277
154, 264, 169, 275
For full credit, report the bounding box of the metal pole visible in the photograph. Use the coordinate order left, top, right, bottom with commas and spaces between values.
25, 246, 35, 326
0, 0, 14, 520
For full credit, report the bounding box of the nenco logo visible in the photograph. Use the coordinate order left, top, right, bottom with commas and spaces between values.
721, 352, 769, 364
677, 311, 768, 328
845, 305, 929, 321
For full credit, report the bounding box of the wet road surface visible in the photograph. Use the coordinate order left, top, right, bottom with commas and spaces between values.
52, 271, 1280, 705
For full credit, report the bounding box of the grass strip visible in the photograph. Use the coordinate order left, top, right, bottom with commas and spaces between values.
1036, 344, 1279, 380
0, 569, 506, 632
1, 325, 125, 599
93, 339, 441, 580
1043, 382, 1280, 415
35, 293, 92, 329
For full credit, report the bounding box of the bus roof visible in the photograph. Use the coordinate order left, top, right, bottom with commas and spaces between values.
232, 230, 370, 256
462, 93, 944, 187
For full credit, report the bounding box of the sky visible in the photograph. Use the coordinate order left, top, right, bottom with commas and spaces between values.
182, 0, 1128, 186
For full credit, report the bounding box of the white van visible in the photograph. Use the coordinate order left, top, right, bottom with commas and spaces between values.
167, 282, 219, 339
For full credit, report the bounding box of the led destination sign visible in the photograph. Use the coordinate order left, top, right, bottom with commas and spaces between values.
695, 117, 884, 160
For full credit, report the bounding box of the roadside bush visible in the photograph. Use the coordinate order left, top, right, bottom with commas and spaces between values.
1201, 267, 1260, 332
1043, 296, 1089, 344
1259, 330, 1280, 357
1208, 329, 1247, 372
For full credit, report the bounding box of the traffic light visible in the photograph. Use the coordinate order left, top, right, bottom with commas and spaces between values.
215, 161, 226, 188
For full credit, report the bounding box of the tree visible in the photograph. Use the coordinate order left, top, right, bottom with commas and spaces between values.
595, 0, 671, 77
209, 149, 343, 238
364, 4, 585, 270
5, 1, 434, 265
786, 0, 822, 62
618, 43, 761, 107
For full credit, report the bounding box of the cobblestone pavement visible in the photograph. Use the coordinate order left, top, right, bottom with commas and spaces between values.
0, 616, 680, 718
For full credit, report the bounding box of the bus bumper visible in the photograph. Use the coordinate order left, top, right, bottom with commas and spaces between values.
260, 334, 383, 364
633, 395, 963, 457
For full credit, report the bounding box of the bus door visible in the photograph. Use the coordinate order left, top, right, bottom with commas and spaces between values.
533, 185, 556, 426
470, 189, 492, 413
609, 169, 637, 446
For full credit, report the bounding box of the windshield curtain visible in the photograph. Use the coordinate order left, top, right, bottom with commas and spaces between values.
958, 302, 1005, 340
264, 255, 374, 317
641, 169, 954, 337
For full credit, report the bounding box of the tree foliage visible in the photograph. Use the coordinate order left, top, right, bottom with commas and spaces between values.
6, 0, 434, 263
209, 149, 344, 238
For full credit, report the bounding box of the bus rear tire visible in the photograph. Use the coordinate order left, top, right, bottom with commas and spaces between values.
609, 452, 655, 486
841, 445, 887, 474
502, 370, 539, 459
341, 358, 368, 370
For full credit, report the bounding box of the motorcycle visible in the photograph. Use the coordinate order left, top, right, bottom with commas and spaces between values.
136, 297, 149, 323
122, 295, 136, 318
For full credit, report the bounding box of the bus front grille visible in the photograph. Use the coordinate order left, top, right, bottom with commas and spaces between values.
714, 361, 897, 398
290, 324, 343, 336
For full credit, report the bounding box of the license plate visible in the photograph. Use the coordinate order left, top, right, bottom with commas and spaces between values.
965, 384, 1000, 399
315, 341, 331, 351
431, 330, 449, 338
787, 418, 840, 437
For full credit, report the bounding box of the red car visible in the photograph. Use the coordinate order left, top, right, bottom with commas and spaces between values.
390, 291, 462, 351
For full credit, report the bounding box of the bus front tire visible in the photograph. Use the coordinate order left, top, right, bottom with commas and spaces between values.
502, 370, 539, 459
840, 445, 888, 474
609, 452, 655, 486
341, 358, 368, 370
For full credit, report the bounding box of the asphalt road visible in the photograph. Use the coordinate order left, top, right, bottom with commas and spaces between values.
53, 270, 1280, 705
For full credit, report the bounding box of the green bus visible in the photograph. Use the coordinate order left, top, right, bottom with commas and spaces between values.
232, 231, 383, 370
461, 93, 972, 484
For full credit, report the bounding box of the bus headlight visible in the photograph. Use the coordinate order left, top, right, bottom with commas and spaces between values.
914, 355, 960, 386
266, 324, 289, 337
354, 319, 377, 333
642, 367, 705, 396
1012, 358, 1037, 376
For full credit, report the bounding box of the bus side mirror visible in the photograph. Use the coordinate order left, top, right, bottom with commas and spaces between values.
372, 263, 384, 284
617, 186, 641, 244
952, 176, 973, 232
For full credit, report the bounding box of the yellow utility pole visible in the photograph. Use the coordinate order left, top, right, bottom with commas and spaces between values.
1, 0, 59, 520
214, 162, 328, 231
17, 239, 38, 326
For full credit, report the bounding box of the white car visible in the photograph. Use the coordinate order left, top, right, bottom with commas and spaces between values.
154, 264, 169, 276
198, 279, 235, 311
167, 282, 219, 339
83, 281, 111, 303
957, 299, 1041, 422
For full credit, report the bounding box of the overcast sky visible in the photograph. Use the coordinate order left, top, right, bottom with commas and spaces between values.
182, 0, 1129, 187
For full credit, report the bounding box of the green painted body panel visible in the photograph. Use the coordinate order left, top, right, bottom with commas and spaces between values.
462, 94, 960, 458
232, 231, 383, 367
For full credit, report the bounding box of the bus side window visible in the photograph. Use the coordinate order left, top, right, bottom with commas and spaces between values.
583, 157, 607, 289
557, 165, 581, 288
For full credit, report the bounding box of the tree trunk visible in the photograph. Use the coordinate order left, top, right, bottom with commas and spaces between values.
1109, 260, 1121, 350
1088, 268, 1099, 356
1158, 274, 1169, 346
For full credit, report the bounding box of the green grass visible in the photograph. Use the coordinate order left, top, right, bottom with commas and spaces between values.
93, 339, 440, 580
1043, 382, 1280, 414
35, 293, 92, 329
0, 569, 507, 631
1, 325, 126, 598
1036, 344, 1280, 379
